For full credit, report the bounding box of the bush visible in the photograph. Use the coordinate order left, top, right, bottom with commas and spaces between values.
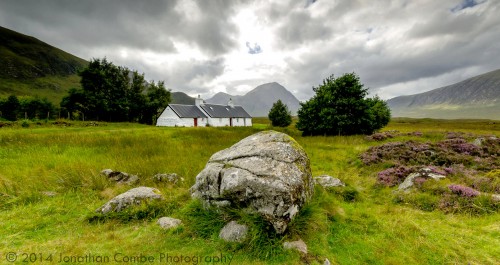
21, 120, 30, 128
296, 73, 391, 136
268, 100, 292, 127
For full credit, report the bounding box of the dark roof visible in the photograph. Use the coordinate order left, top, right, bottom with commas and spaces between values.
199, 104, 252, 118
169, 104, 207, 118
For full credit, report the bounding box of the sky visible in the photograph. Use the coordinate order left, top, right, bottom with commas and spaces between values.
1, 0, 499, 101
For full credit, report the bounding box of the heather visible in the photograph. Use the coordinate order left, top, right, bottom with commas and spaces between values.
361, 130, 500, 216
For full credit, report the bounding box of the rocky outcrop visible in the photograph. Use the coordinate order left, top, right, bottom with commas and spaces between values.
190, 131, 314, 234
219, 221, 248, 242
95, 187, 162, 214
101, 169, 139, 185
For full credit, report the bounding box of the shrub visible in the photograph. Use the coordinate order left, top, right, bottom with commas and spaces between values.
21, 120, 30, 128
296, 73, 391, 136
448, 184, 480, 198
268, 100, 292, 127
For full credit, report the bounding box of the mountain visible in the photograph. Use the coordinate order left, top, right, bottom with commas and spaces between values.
0, 26, 87, 103
206, 82, 301, 117
387, 69, 500, 119
171, 91, 195, 105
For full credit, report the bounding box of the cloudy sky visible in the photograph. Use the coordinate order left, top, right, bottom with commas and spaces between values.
1, 0, 499, 100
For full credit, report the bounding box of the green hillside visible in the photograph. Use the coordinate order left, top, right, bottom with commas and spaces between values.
0, 26, 87, 104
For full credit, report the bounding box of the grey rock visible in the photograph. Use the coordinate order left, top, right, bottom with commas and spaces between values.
473, 136, 498, 146
398, 168, 445, 190
153, 173, 184, 184
314, 175, 345, 188
101, 169, 139, 185
190, 131, 314, 234
95, 186, 163, 214
41, 191, 57, 197
324, 258, 331, 265
157, 217, 182, 230
219, 221, 248, 242
492, 194, 500, 202
283, 239, 308, 254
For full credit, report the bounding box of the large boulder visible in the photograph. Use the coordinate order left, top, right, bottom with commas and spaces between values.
95, 186, 163, 214
190, 130, 314, 234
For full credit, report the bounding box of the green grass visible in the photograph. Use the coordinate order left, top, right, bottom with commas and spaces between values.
0, 119, 499, 264
0, 75, 81, 105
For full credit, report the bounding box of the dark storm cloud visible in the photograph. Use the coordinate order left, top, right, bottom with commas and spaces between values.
0, 0, 242, 58
1, 0, 500, 100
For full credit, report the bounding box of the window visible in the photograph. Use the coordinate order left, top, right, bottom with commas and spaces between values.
236, 118, 239, 122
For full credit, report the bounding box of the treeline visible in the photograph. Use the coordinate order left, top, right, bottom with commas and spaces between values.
0, 58, 171, 125
0, 95, 56, 121
61, 58, 170, 124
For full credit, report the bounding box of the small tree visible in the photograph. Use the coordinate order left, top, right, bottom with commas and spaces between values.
296, 73, 391, 136
3, 95, 20, 121
268, 99, 292, 127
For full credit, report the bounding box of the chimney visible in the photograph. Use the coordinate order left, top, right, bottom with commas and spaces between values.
195, 95, 203, 106
227, 98, 234, 107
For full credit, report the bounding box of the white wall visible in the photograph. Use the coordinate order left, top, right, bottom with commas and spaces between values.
157, 106, 252, 127
207, 117, 231, 127
157, 107, 204, 127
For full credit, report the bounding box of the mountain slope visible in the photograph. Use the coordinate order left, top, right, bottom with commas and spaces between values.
387, 69, 500, 119
206, 82, 300, 117
171, 92, 195, 105
0, 26, 87, 103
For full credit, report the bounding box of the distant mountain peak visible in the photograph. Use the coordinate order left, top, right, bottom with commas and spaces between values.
206, 82, 300, 117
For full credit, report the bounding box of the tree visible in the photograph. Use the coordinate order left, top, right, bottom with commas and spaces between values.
2, 95, 20, 121
296, 73, 391, 136
268, 99, 292, 127
61, 58, 171, 124
19, 97, 56, 120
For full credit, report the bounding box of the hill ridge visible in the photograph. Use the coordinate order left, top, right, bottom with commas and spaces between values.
387, 68, 500, 119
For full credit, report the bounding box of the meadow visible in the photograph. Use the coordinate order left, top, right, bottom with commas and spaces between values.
0, 118, 499, 264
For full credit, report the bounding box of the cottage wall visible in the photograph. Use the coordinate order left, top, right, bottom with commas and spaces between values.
245, 118, 252, 127
157, 107, 200, 127
207, 117, 231, 127
231, 117, 246, 127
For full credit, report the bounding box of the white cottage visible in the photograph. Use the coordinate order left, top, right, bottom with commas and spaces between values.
156, 96, 252, 127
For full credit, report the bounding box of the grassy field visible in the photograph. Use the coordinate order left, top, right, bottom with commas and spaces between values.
0, 118, 499, 264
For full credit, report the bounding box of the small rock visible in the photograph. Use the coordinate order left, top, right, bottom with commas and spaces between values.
101, 169, 139, 185
314, 175, 345, 188
492, 194, 500, 202
324, 258, 331, 265
157, 217, 182, 230
153, 173, 184, 184
95, 186, 163, 214
283, 239, 308, 255
42, 191, 57, 197
219, 221, 248, 242
398, 168, 445, 190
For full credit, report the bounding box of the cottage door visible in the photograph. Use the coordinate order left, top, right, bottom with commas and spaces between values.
230, 118, 233, 127
194, 118, 198, 127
